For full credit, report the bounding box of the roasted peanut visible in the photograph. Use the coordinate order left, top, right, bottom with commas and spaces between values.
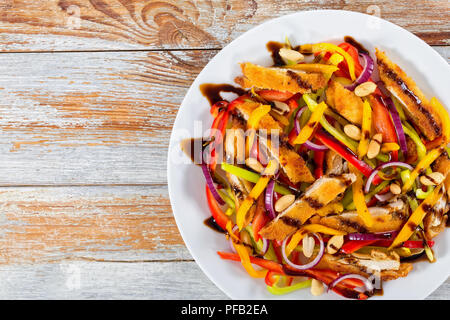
420, 172, 444, 186
354, 81, 377, 97
344, 124, 362, 140
272, 100, 290, 114
367, 133, 382, 159
311, 279, 324, 296
274, 194, 295, 212
245, 158, 264, 173
327, 235, 344, 254
390, 183, 401, 195
302, 235, 315, 258
279, 48, 304, 63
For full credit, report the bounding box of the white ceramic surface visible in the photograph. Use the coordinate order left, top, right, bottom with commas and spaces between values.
167, 10, 450, 299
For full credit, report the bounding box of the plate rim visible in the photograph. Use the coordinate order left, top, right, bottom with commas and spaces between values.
167, 9, 450, 300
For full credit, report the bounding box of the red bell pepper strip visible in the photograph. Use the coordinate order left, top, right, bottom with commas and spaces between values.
316, 130, 382, 185
206, 186, 230, 231
283, 266, 370, 300
368, 95, 399, 161
257, 89, 294, 102
252, 196, 270, 242
265, 271, 281, 286
336, 43, 384, 96
313, 148, 325, 179
374, 240, 434, 249
218, 251, 367, 298
217, 251, 285, 274
341, 240, 378, 254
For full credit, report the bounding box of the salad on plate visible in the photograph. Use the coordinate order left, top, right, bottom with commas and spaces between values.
182, 36, 450, 299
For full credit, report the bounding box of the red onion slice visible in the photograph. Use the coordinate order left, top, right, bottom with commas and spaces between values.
383, 97, 408, 156
364, 161, 414, 193
347, 231, 398, 241
344, 53, 374, 91
201, 163, 225, 205
265, 180, 277, 219
281, 233, 324, 270
304, 140, 329, 151
375, 191, 394, 202
328, 274, 374, 294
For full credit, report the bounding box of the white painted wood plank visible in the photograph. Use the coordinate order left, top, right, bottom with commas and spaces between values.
0, 261, 446, 299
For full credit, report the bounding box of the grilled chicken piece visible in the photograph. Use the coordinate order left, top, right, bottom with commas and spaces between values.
432, 152, 450, 195
423, 191, 448, 239
234, 100, 283, 131
309, 200, 408, 233
325, 150, 346, 175
259, 174, 356, 241
234, 101, 315, 184
376, 49, 442, 141
316, 252, 412, 281
326, 80, 364, 125
236, 62, 327, 94
262, 139, 315, 184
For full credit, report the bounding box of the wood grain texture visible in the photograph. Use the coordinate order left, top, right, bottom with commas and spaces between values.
0, 47, 447, 186
0, 0, 447, 299
0, 185, 193, 264
0, 49, 216, 185
0, 0, 448, 52
0, 261, 445, 299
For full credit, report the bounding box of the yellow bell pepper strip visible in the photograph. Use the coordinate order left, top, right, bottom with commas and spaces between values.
349, 164, 374, 227
220, 163, 291, 195
303, 94, 358, 152
236, 159, 277, 230
402, 122, 427, 160
267, 277, 312, 295
430, 97, 450, 143
293, 101, 328, 145
328, 53, 344, 65
246, 104, 271, 157
285, 63, 338, 74
402, 147, 445, 192
345, 180, 390, 210
300, 43, 356, 80
233, 242, 268, 278
381, 142, 400, 153
248, 104, 271, 129
358, 99, 372, 158
389, 185, 444, 249
286, 230, 308, 257
301, 224, 347, 236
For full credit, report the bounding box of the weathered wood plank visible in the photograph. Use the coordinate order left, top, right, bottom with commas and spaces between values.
0, 47, 447, 186
0, 0, 448, 52
0, 49, 216, 185
0, 260, 446, 299
0, 185, 192, 264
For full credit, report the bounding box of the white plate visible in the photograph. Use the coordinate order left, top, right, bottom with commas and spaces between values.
167, 10, 450, 299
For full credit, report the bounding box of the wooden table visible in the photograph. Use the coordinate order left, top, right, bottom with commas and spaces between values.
0, 0, 448, 299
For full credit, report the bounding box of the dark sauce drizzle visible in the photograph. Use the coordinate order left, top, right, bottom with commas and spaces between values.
344, 36, 369, 54
199, 83, 246, 106
204, 217, 226, 234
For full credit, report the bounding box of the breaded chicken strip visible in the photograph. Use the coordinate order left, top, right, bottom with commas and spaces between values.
236, 62, 327, 94
376, 49, 442, 141
259, 174, 356, 241
326, 80, 364, 125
